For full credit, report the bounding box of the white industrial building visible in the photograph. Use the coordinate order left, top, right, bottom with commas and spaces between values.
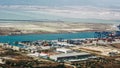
27, 52, 40, 57
55, 42, 74, 46
56, 48, 73, 53
39, 53, 48, 58
50, 52, 93, 62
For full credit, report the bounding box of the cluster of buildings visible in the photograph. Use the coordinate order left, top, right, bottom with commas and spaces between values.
27, 46, 96, 62
1, 29, 120, 63
12, 40, 98, 62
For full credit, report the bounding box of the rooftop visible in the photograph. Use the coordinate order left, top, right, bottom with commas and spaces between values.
50, 52, 91, 58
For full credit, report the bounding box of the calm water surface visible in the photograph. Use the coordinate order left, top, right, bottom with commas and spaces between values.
0, 32, 95, 43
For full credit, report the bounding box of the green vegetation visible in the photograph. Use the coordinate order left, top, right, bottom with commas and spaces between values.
0, 48, 20, 57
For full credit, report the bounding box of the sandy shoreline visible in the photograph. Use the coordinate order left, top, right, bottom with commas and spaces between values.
0, 22, 117, 35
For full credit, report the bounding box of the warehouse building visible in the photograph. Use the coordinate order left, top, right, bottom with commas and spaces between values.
50, 52, 94, 62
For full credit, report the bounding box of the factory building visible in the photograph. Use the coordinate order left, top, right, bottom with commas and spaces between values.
50, 52, 94, 62
56, 48, 73, 53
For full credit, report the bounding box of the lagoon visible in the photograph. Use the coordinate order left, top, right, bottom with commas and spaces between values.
0, 32, 95, 43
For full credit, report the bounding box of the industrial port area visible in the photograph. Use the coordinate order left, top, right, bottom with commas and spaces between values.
0, 25, 120, 68
1, 0, 120, 68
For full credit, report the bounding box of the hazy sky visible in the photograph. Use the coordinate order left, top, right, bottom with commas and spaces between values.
0, 0, 120, 23
0, 0, 120, 8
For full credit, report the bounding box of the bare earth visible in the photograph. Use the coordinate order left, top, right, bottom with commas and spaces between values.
0, 22, 116, 35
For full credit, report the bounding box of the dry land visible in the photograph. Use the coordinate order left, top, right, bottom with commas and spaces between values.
110, 43, 120, 49
0, 46, 70, 68
0, 22, 115, 35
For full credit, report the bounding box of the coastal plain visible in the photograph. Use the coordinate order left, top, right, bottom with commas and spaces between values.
0, 22, 116, 35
